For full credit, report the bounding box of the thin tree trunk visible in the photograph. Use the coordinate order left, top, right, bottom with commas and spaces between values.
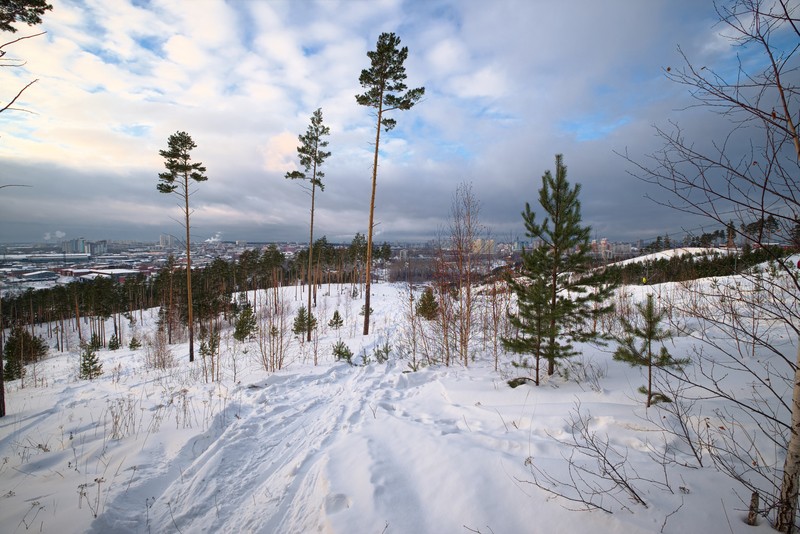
185, 179, 195, 363
364, 97, 384, 336
777, 340, 800, 532
307, 182, 315, 343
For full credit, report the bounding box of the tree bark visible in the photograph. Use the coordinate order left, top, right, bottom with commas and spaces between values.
777, 339, 800, 532
363, 99, 384, 336
184, 175, 195, 362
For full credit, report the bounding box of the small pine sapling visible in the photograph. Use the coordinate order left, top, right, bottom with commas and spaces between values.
415, 287, 439, 320
332, 340, 353, 364
89, 334, 102, 351
328, 310, 344, 330
359, 305, 374, 316
79, 342, 103, 380
233, 302, 257, 342
108, 334, 120, 351
292, 306, 317, 338
129, 337, 142, 350
613, 294, 688, 407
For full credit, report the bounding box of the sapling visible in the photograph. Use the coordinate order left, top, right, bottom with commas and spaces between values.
613, 294, 688, 407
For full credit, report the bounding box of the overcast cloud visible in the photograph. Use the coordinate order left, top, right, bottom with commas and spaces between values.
0, 0, 755, 245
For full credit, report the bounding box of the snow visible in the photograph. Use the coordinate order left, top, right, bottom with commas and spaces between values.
611, 247, 734, 267
0, 281, 789, 533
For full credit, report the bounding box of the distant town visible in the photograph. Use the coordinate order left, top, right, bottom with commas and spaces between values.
0, 233, 660, 294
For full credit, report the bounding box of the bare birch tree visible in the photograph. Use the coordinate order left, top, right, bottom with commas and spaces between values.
624, 1, 800, 529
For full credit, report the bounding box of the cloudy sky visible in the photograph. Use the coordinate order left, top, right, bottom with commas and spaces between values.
0, 0, 761, 245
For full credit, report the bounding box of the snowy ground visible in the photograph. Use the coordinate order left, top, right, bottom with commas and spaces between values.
0, 282, 789, 533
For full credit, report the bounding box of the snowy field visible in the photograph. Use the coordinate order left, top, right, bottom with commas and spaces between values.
0, 280, 792, 533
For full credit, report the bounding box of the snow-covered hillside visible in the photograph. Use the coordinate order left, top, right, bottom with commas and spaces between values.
0, 282, 790, 533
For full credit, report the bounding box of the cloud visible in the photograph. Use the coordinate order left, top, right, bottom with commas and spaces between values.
0, 0, 754, 245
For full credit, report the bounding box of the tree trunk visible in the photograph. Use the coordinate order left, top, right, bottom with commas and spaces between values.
777, 340, 800, 532
0, 294, 5, 417
307, 181, 315, 343
363, 96, 384, 336
185, 177, 195, 363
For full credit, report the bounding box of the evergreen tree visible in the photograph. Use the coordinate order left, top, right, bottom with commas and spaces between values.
233, 302, 257, 342
157, 131, 208, 363
129, 336, 142, 350
79, 342, 102, 380
356, 32, 425, 335
108, 333, 120, 350
502, 154, 615, 384
613, 294, 689, 407
89, 333, 102, 350
0, 0, 52, 33
415, 286, 439, 320
3, 326, 47, 380
328, 310, 344, 330
292, 306, 317, 338
286, 108, 331, 343
332, 340, 353, 364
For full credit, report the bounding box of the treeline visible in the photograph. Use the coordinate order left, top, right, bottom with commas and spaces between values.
604, 245, 795, 286
0, 236, 389, 351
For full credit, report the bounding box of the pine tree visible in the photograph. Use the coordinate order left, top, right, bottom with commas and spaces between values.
79, 342, 103, 380
108, 333, 120, 350
328, 310, 344, 330
613, 294, 688, 407
502, 154, 615, 384
292, 306, 317, 338
415, 286, 439, 320
3, 326, 47, 380
129, 336, 142, 350
89, 333, 102, 350
286, 108, 331, 343
157, 131, 208, 363
233, 302, 257, 342
332, 340, 353, 364
356, 32, 424, 335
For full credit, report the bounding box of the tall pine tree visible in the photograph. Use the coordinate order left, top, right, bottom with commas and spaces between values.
285, 108, 331, 343
157, 131, 208, 363
503, 154, 615, 384
356, 32, 424, 335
